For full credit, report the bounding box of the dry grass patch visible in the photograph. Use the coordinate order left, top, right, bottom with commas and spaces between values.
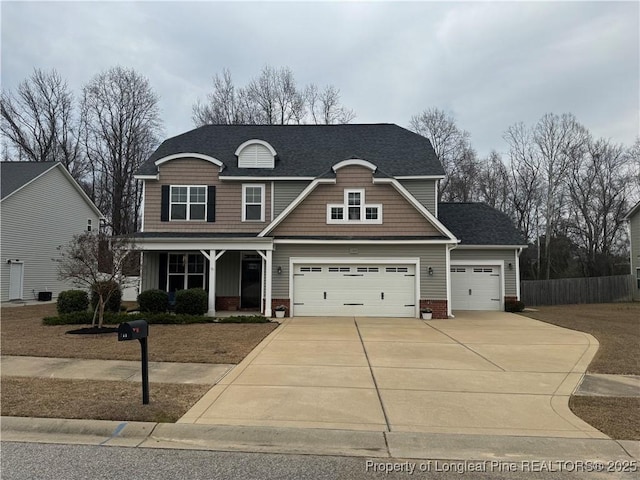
519, 303, 640, 375
1, 376, 210, 423
1, 304, 277, 363
569, 396, 640, 441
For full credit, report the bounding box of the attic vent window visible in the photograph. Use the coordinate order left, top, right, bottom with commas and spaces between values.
235, 139, 276, 169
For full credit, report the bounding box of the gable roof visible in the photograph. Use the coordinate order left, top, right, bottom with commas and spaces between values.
624, 200, 640, 220
137, 124, 445, 178
1, 161, 58, 200
438, 203, 526, 246
1, 161, 103, 218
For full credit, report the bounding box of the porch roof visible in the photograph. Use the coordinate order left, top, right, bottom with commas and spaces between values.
132, 232, 273, 251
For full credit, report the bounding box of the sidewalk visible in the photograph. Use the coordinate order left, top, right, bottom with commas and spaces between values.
1, 356, 233, 385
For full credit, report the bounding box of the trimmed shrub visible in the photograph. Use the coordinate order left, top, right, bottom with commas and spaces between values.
57, 290, 89, 314
91, 281, 122, 313
505, 300, 525, 313
175, 288, 208, 316
138, 289, 169, 313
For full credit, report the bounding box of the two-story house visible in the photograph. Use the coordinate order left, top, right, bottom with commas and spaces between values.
134, 124, 525, 318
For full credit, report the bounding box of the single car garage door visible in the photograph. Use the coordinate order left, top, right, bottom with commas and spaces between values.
451, 266, 501, 311
292, 264, 416, 317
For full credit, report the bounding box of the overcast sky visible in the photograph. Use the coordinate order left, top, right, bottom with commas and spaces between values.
1, 1, 638, 157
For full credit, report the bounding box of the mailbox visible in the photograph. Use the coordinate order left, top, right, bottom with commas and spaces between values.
118, 320, 148, 341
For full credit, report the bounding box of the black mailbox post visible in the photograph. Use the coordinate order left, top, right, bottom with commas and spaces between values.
118, 320, 149, 404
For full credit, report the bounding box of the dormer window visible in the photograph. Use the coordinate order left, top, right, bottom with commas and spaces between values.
235, 139, 277, 169
327, 189, 382, 224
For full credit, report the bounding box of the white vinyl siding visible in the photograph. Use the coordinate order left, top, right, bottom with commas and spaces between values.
238, 143, 275, 168
1, 166, 101, 301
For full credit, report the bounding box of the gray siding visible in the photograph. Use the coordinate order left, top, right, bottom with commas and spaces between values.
273, 181, 310, 217
450, 248, 519, 297
400, 179, 437, 215
1, 166, 100, 301
272, 243, 447, 299
216, 251, 240, 296
631, 213, 640, 300
141, 250, 240, 296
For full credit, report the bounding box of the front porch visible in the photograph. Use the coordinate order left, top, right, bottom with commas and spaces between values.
135, 234, 274, 317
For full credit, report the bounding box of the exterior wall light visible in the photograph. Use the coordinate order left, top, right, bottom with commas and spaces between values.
277, 266, 282, 275
428, 267, 434, 276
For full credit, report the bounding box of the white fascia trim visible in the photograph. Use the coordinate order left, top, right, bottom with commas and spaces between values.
332, 159, 377, 172
395, 175, 445, 180
451, 259, 506, 309
274, 238, 456, 245
134, 174, 159, 180
0, 163, 57, 202
258, 178, 336, 236
221, 176, 315, 181
372, 177, 457, 241
455, 245, 529, 249
623, 200, 640, 220
56, 163, 105, 219
1, 163, 104, 219
234, 139, 277, 157
140, 181, 145, 233
289, 256, 421, 318
154, 153, 224, 168
134, 238, 274, 251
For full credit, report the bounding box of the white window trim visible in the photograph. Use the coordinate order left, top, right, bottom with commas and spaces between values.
242, 184, 266, 222
327, 189, 382, 224
167, 253, 207, 291
169, 185, 207, 221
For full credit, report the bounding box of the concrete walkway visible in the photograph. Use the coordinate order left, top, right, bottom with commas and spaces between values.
576, 374, 640, 397
1, 356, 233, 385
179, 312, 606, 438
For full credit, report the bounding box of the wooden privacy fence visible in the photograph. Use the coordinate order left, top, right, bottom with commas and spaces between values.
521, 275, 634, 306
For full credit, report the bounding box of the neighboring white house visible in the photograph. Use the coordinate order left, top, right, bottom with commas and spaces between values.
625, 200, 640, 301
1, 162, 103, 302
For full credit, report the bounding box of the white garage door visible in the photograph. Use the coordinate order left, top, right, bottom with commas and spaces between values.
292, 264, 416, 317
451, 266, 501, 311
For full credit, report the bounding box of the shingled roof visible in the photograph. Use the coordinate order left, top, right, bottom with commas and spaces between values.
137, 124, 444, 177
438, 203, 526, 246
1, 161, 58, 200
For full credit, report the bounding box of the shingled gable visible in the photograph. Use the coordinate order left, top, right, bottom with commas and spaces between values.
438, 202, 526, 246
136, 124, 445, 178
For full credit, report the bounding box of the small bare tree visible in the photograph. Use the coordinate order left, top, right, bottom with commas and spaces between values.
56, 232, 136, 328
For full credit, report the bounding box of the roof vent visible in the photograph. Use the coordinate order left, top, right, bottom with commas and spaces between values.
235, 139, 276, 169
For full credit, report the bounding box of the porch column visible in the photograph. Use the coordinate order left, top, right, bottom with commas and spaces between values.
264, 249, 273, 317
208, 249, 216, 316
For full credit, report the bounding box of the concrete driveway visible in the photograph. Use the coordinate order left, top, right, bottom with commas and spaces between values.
179, 312, 606, 438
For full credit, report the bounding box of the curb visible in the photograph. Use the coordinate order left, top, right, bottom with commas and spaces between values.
2, 416, 638, 462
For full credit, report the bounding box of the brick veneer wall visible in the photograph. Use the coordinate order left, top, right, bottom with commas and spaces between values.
504, 296, 518, 303
216, 296, 240, 311
271, 298, 290, 317
420, 299, 448, 319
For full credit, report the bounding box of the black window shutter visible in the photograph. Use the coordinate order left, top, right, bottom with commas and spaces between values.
207, 186, 216, 222
158, 253, 168, 291
161, 185, 170, 222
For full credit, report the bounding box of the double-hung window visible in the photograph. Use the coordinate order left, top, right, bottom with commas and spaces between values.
242, 184, 265, 221
170, 186, 206, 221
327, 189, 382, 224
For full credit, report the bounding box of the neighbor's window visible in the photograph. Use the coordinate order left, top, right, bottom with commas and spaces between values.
87, 219, 92, 232
170, 186, 206, 221
242, 184, 265, 221
327, 189, 382, 224
637, 268, 640, 289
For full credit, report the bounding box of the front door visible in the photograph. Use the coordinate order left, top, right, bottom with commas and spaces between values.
9, 261, 24, 300
241, 258, 262, 309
